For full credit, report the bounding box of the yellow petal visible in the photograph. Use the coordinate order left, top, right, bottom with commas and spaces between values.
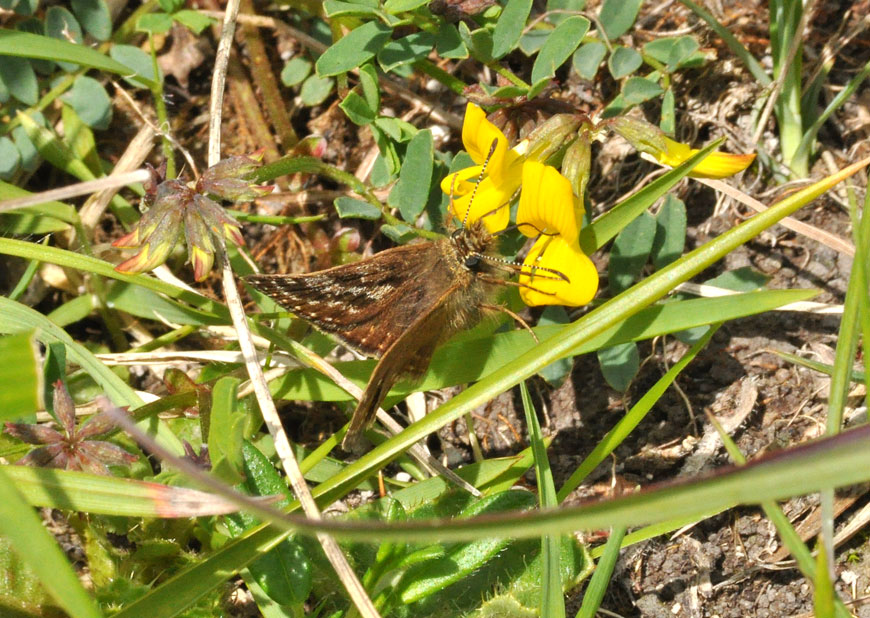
656, 137, 756, 179
448, 176, 512, 233
440, 165, 484, 197
517, 160, 581, 242
519, 236, 598, 307
462, 103, 509, 169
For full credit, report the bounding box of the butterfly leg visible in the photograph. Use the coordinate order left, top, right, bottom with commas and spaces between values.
480, 303, 539, 343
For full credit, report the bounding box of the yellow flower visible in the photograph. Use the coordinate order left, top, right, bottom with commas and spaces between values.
516, 160, 598, 307
517, 160, 580, 242
654, 137, 756, 179
441, 103, 524, 232
519, 235, 598, 307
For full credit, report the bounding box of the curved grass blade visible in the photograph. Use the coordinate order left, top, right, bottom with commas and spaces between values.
0, 467, 101, 618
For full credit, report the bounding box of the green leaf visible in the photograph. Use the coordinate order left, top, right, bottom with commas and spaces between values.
0, 30, 154, 87
71, 0, 112, 41
299, 74, 333, 106
12, 123, 40, 172
339, 91, 377, 125
390, 128, 433, 222
334, 196, 382, 220
380, 222, 416, 243
519, 29, 550, 55
546, 0, 587, 24
227, 443, 312, 606
666, 35, 699, 71
651, 194, 686, 268
660, 87, 675, 134
0, 331, 41, 421
530, 16, 589, 83
572, 41, 606, 79
0, 136, 21, 179
323, 0, 382, 18
607, 45, 641, 78
61, 75, 112, 130
44, 7, 84, 71
621, 75, 664, 104
358, 61, 379, 111
172, 9, 213, 34
373, 116, 417, 141
136, 12, 173, 34
315, 20, 393, 77
598, 0, 642, 40
537, 306, 572, 385
0, 56, 38, 105
0, 468, 102, 618
110, 44, 162, 89
209, 377, 245, 484
705, 266, 769, 292
397, 490, 538, 603
597, 342, 640, 392
492, 0, 533, 59
377, 31, 434, 72
609, 210, 656, 293
458, 21, 494, 63
434, 23, 467, 59
280, 56, 311, 87
384, 0, 428, 11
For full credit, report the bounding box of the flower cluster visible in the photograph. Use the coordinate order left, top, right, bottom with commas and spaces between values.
442, 103, 598, 307
114, 153, 273, 281
442, 104, 757, 307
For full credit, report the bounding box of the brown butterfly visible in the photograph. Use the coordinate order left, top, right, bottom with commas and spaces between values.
245, 218, 522, 451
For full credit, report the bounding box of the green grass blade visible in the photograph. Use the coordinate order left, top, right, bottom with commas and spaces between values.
0, 467, 101, 618
576, 526, 625, 618
0, 331, 41, 421
557, 325, 718, 501
581, 140, 721, 253
271, 288, 816, 404
520, 382, 564, 618
3, 465, 250, 517
0, 29, 157, 89
0, 237, 228, 319
792, 59, 870, 177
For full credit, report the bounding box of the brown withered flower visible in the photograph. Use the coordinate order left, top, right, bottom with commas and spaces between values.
114, 152, 273, 281
4, 381, 138, 475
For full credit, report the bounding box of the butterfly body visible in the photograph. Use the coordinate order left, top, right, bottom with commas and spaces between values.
246, 220, 504, 450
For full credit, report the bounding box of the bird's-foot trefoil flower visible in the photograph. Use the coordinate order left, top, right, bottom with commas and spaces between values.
516, 161, 598, 307
606, 116, 755, 179
441, 103, 526, 232
114, 154, 271, 281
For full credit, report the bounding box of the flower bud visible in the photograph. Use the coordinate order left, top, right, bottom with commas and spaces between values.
605, 116, 668, 156
561, 127, 592, 200
523, 113, 583, 163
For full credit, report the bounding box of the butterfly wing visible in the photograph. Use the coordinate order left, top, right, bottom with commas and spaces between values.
341, 283, 458, 451
246, 241, 452, 357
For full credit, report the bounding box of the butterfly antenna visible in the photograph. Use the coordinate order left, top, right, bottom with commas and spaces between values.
476, 252, 570, 282
504, 221, 560, 237
462, 138, 500, 227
